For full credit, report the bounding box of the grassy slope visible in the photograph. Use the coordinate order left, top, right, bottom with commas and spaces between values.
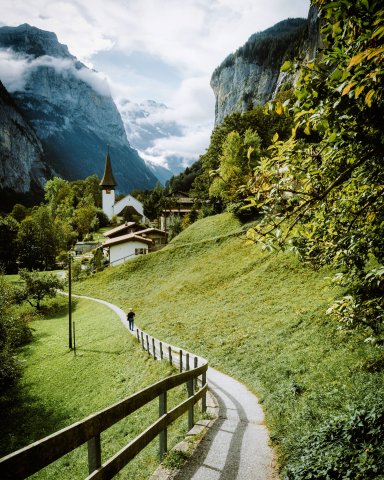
1, 297, 186, 480
72, 212, 384, 473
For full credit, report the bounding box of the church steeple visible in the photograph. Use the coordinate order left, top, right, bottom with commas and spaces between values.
99, 146, 117, 188
100, 146, 117, 220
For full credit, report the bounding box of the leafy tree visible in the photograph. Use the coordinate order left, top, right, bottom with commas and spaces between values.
16, 269, 64, 311
9, 203, 28, 223
0, 216, 19, 273
74, 194, 98, 239
143, 182, 166, 222
246, 0, 384, 341
17, 205, 62, 270
209, 129, 261, 206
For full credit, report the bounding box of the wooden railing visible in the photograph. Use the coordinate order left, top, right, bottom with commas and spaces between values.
0, 328, 208, 480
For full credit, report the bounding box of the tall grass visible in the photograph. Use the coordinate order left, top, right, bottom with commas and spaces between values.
73, 213, 384, 475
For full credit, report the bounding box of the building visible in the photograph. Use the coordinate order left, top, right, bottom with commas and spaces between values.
99, 148, 145, 222
103, 233, 153, 266
160, 191, 194, 230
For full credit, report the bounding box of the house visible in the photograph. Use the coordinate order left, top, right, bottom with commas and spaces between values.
102, 224, 168, 264
103, 233, 153, 266
99, 148, 146, 222
136, 228, 168, 252
103, 222, 144, 239
160, 191, 194, 230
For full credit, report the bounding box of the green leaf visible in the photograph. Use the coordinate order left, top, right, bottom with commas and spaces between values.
281, 60, 292, 72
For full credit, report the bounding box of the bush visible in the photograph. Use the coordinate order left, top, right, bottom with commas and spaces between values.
284, 401, 384, 479
0, 349, 21, 390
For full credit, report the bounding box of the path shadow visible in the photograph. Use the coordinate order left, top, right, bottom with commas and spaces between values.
174, 378, 249, 480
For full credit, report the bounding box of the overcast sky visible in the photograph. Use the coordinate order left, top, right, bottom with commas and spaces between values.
1, 0, 310, 171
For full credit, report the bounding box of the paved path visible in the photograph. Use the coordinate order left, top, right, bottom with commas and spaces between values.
69, 294, 278, 480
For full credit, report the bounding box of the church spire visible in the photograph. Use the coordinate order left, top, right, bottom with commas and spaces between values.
99, 146, 117, 188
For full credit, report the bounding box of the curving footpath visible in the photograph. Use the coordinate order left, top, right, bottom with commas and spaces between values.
71, 294, 279, 480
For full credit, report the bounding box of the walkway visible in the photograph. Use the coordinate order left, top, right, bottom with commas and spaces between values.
71, 294, 279, 480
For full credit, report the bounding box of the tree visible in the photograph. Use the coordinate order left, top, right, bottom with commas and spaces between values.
17, 206, 61, 270
0, 216, 19, 273
245, 0, 384, 341
16, 269, 64, 310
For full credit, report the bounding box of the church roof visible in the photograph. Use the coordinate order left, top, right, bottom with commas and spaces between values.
99, 147, 117, 188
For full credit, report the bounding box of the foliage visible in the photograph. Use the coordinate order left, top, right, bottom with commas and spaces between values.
0, 273, 32, 392
17, 205, 62, 270
0, 215, 19, 273
143, 182, 166, 221
191, 106, 293, 213
16, 269, 64, 310
245, 0, 384, 341
284, 400, 384, 479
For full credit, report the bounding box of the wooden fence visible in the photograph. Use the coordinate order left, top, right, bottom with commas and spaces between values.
0, 328, 208, 480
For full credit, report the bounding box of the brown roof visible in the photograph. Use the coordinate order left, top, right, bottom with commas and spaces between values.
137, 227, 167, 237
99, 148, 117, 188
103, 222, 139, 237
103, 233, 153, 248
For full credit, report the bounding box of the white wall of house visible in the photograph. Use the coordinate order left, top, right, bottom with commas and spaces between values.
109, 240, 149, 266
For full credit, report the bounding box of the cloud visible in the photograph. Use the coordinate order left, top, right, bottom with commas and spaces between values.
0, 48, 110, 96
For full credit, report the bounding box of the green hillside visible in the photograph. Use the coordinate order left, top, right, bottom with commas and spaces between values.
74, 213, 384, 477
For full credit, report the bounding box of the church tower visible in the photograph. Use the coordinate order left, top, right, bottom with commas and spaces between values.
99, 147, 117, 220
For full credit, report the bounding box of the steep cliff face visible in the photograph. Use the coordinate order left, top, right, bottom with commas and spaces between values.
0, 79, 52, 207
0, 24, 158, 194
211, 8, 320, 124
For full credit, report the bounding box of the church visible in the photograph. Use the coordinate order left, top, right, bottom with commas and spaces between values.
99, 147, 145, 222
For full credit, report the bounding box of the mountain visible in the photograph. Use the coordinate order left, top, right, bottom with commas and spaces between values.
0, 79, 54, 209
0, 24, 158, 197
211, 7, 319, 124
118, 99, 185, 184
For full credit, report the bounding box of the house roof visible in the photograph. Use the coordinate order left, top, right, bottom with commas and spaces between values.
99, 147, 117, 188
137, 227, 167, 237
103, 222, 139, 238
103, 233, 153, 248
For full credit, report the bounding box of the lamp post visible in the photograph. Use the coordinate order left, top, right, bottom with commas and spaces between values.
68, 252, 73, 349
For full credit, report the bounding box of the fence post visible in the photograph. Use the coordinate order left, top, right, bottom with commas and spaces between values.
202, 370, 207, 414
179, 350, 183, 372
194, 357, 198, 390
141, 331, 145, 350
152, 338, 156, 359
168, 346, 172, 365
186, 353, 190, 371
146, 335, 150, 354
160, 342, 163, 360
187, 379, 194, 430
136, 329, 140, 342
87, 435, 101, 474
159, 390, 167, 459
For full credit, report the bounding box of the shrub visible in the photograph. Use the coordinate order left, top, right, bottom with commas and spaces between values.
284, 401, 384, 479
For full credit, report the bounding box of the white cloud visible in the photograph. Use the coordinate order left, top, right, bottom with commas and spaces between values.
0, 49, 110, 96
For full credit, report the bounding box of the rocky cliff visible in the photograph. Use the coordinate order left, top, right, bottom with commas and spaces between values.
211, 7, 320, 124
0, 79, 53, 208
0, 24, 158, 198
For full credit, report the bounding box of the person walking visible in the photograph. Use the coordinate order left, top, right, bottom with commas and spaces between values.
127, 308, 135, 331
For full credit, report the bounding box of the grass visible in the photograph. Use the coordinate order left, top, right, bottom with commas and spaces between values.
71, 212, 384, 475
1, 296, 188, 480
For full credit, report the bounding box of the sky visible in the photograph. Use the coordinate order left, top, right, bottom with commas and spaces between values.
0, 0, 310, 172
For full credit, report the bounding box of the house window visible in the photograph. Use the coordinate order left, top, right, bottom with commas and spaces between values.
135, 248, 147, 255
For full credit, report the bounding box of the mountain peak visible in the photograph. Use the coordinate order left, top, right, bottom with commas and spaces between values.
0, 23, 74, 59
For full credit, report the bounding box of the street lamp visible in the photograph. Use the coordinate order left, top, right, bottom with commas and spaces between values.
68, 252, 73, 349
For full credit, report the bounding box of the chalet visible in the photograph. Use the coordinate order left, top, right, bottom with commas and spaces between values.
103, 222, 144, 239
102, 224, 168, 264
160, 192, 194, 230
103, 233, 153, 266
